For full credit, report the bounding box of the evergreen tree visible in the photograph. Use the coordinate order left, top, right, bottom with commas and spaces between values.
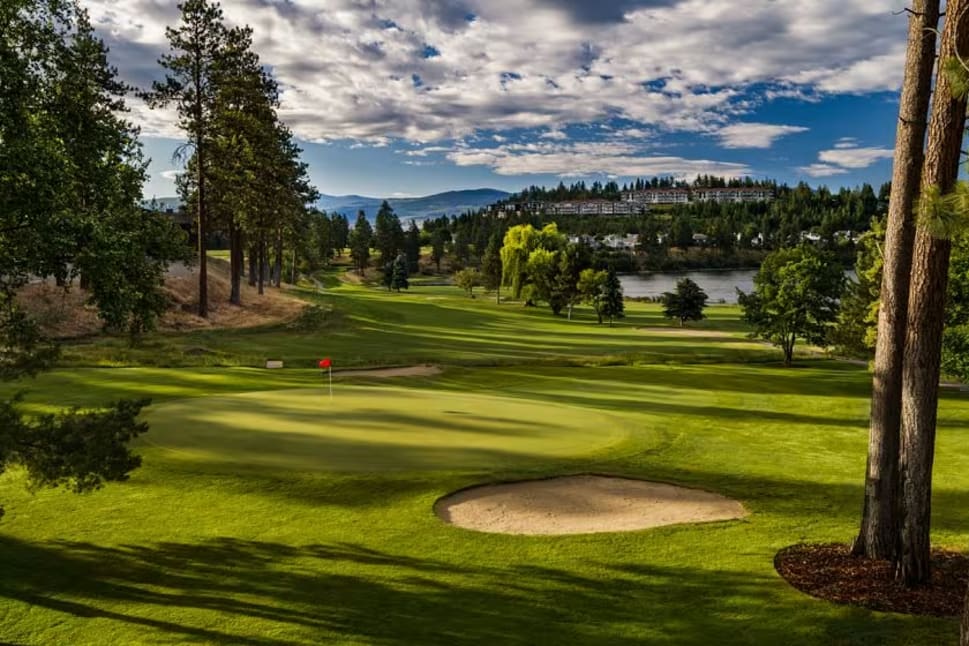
600, 270, 625, 326
481, 231, 504, 303
661, 278, 708, 326
390, 255, 409, 292
430, 229, 446, 272
331, 213, 350, 256
146, 0, 230, 317
349, 211, 372, 275
405, 220, 421, 272
374, 201, 404, 263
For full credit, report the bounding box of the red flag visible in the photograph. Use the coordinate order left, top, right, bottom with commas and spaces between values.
319, 358, 332, 369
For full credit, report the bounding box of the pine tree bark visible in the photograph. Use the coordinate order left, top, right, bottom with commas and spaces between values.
248, 245, 257, 287
853, 0, 939, 560
196, 142, 209, 318
229, 219, 242, 306
896, 0, 969, 586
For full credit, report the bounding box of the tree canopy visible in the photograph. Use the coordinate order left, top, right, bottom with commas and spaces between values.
661, 278, 708, 326
738, 246, 846, 366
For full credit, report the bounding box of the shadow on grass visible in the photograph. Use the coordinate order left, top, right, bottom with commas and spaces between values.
0, 536, 947, 645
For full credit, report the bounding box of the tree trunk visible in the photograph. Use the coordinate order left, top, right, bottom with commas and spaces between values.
248, 246, 257, 287
229, 219, 242, 306
854, 0, 939, 560
896, 0, 969, 586
257, 239, 266, 296
273, 232, 283, 288
197, 145, 208, 318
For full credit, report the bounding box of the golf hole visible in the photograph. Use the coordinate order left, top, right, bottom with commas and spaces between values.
434, 475, 747, 535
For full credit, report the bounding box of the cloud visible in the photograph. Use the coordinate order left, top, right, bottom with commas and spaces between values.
799, 140, 893, 178
445, 140, 751, 177
80, 0, 908, 144
798, 163, 849, 178
818, 145, 894, 169
716, 122, 808, 149
159, 169, 185, 180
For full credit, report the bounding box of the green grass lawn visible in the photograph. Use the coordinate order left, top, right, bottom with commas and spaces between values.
0, 280, 966, 644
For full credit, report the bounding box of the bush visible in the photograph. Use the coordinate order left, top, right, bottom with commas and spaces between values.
942, 325, 969, 382
288, 304, 333, 331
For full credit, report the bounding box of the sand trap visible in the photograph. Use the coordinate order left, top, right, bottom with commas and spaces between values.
435, 475, 746, 535
334, 365, 442, 378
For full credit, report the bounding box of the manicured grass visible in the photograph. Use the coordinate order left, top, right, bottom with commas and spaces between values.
61, 277, 772, 368
0, 282, 967, 644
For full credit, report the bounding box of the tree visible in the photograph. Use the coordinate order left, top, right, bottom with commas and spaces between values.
558, 243, 591, 320
661, 278, 708, 327
525, 248, 565, 313
600, 270, 625, 327
145, 0, 230, 317
389, 254, 409, 292
430, 229, 446, 272
454, 269, 481, 297
0, 0, 176, 515
896, 0, 969, 586
374, 201, 404, 263
738, 246, 845, 366
404, 220, 421, 272
481, 231, 504, 303
331, 213, 350, 256
578, 269, 608, 324
852, 0, 941, 562
349, 211, 372, 275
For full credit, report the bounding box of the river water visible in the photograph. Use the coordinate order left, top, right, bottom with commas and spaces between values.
619, 270, 757, 304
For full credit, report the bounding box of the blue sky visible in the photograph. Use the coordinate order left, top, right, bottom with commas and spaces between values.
81, 0, 911, 199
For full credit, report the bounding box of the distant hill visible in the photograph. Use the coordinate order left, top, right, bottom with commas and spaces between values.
317, 188, 511, 221
145, 188, 511, 222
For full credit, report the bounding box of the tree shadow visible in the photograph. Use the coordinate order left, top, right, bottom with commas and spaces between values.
0, 535, 948, 645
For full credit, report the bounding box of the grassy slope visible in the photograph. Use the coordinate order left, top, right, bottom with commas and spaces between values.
0, 278, 966, 644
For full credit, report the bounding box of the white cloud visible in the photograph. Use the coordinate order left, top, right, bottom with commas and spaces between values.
446, 140, 751, 178
799, 140, 894, 178
80, 0, 908, 144
834, 137, 860, 149
798, 163, 849, 178
159, 169, 185, 180
717, 122, 808, 149
818, 146, 894, 169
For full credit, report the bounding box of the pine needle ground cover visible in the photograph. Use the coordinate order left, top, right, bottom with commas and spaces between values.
1, 282, 968, 645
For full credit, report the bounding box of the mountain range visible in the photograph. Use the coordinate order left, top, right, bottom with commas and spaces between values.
145, 188, 511, 221
316, 188, 510, 221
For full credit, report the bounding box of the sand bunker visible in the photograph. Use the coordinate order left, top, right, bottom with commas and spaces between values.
435, 475, 746, 535
334, 365, 441, 378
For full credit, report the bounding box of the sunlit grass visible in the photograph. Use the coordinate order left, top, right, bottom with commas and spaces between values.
0, 279, 964, 644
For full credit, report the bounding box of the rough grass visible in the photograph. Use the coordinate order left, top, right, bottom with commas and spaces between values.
0, 279, 966, 644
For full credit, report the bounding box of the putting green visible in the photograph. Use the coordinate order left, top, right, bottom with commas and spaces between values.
142, 385, 629, 472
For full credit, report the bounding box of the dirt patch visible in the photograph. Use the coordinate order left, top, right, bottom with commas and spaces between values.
435, 475, 746, 535
335, 365, 441, 378
775, 543, 969, 617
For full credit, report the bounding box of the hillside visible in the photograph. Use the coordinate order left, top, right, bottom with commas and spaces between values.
316, 188, 510, 220
19, 258, 305, 338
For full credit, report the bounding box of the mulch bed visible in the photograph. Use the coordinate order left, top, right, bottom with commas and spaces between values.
775, 543, 969, 617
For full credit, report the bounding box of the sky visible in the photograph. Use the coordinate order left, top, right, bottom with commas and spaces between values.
80, 0, 913, 199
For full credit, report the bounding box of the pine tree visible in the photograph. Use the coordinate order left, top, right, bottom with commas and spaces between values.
600, 270, 625, 327
405, 220, 421, 272
145, 0, 231, 317
390, 255, 409, 292
661, 278, 708, 326
350, 211, 373, 275
481, 231, 504, 304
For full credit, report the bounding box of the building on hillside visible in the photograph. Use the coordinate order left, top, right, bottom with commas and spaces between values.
692, 233, 711, 246
544, 200, 647, 216
622, 188, 690, 205
692, 187, 774, 202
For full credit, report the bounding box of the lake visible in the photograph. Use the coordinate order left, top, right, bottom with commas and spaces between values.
619, 270, 757, 304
